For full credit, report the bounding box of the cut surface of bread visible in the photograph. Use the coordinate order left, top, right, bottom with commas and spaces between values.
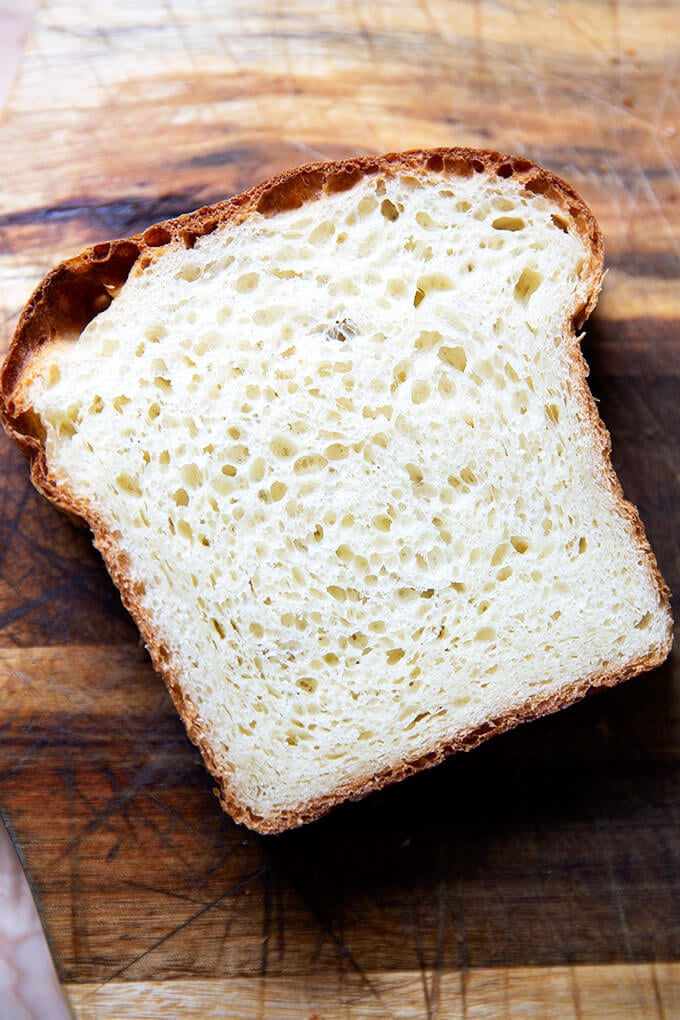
1, 149, 672, 832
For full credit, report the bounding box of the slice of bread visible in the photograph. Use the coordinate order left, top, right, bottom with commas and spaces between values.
1, 148, 672, 832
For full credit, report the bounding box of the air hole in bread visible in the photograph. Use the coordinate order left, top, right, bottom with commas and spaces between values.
116, 473, 141, 497
417, 272, 454, 297
270, 437, 298, 459
297, 676, 318, 694
335, 543, 353, 563
416, 209, 437, 230
437, 376, 456, 399
381, 199, 399, 221
53, 418, 75, 439
425, 153, 444, 172
325, 442, 348, 461
236, 272, 259, 293
144, 225, 172, 247
438, 346, 467, 371
515, 268, 542, 303
492, 216, 526, 232
357, 195, 378, 217
387, 648, 405, 665
310, 221, 335, 244
111, 395, 129, 416
293, 454, 328, 475
177, 263, 201, 283
411, 380, 430, 404
545, 403, 560, 424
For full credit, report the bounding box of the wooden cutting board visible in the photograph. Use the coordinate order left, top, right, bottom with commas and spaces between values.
0, 1, 678, 1016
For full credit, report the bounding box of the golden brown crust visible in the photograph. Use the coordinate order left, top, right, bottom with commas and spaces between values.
0, 147, 672, 835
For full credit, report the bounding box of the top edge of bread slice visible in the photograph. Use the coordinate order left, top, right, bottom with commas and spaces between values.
0, 148, 672, 833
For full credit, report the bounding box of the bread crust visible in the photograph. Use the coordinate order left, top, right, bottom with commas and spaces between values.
0, 147, 672, 834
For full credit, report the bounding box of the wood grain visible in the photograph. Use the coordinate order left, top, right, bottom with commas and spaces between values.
64, 963, 680, 1019
0, 0, 678, 1014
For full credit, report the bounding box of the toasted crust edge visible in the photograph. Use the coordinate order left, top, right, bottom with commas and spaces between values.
0, 146, 673, 834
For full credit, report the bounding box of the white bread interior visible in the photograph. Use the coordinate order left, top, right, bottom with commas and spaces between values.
10, 154, 672, 830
